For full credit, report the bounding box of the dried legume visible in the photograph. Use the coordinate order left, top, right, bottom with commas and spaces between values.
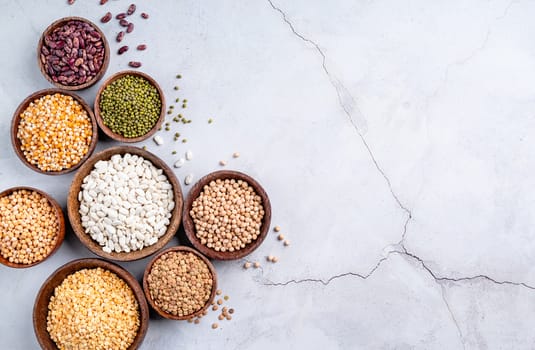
41, 20, 105, 86
190, 178, 265, 252
99, 74, 161, 138
47, 268, 140, 350
147, 251, 213, 317
17, 93, 92, 172
79, 153, 174, 253
0, 189, 58, 264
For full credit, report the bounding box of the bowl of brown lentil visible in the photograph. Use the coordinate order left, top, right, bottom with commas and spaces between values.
0, 187, 65, 268
38, 17, 110, 90
94, 70, 166, 143
143, 246, 217, 320
67, 146, 183, 261
33, 258, 149, 350
183, 170, 272, 260
11, 88, 98, 175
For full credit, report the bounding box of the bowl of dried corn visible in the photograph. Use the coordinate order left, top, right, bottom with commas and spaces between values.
33, 258, 149, 350
143, 246, 217, 320
0, 186, 65, 268
11, 88, 98, 175
182, 170, 272, 260
94, 70, 166, 143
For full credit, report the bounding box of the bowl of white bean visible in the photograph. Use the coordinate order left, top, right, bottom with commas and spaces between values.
67, 146, 183, 261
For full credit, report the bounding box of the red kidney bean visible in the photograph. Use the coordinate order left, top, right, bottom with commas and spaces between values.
116, 13, 127, 20
136, 44, 146, 51
118, 46, 129, 55
100, 0, 108, 4
127, 4, 136, 15
116, 31, 124, 42
141, 12, 149, 19
126, 23, 134, 33
128, 61, 142, 68
101, 12, 112, 23
119, 19, 129, 27
41, 20, 105, 86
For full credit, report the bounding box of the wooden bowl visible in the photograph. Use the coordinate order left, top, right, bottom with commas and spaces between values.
11, 88, 98, 175
183, 170, 271, 260
37, 17, 110, 90
33, 258, 149, 350
143, 246, 217, 320
67, 146, 183, 261
94, 70, 166, 143
0, 187, 65, 268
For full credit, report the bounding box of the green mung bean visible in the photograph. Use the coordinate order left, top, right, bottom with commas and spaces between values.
99, 75, 161, 138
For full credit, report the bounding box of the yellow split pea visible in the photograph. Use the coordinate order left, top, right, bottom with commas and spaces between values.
47, 268, 140, 350
17, 93, 92, 171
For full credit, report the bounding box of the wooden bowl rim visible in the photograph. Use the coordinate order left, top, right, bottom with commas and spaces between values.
67, 146, 183, 261
37, 16, 110, 91
33, 258, 149, 350
142, 246, 218, 320
0, 186, 65, 268
93, 70, 166, 143
182, 170, 272, 260
10, 88, 99, 175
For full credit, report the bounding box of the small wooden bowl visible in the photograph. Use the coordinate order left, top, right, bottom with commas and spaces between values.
37, 17, 110, 90
0, 187, 65, 268
94, 70, 166, 143
143, 246, 217, 320
11, 88, 98, 175
33, 258, 149, 350
183, 170, 272, 260
67, 146, 183, 261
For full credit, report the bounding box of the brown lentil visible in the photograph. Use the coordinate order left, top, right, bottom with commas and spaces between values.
190, 178, 265, 252
253, 262, 260, 268
218, 315, 224, 321
212, 305, 218, 311
229, 308, 234, 314
278, 234, 284, 241
216, 289, 222, 295
243, 262, 251, 269
284, 240, 290, 246
47, 268, 139, 350
147, 251, 213, 317
212, 323, 218, 329
17, 93, 92, 172
274, 226, 281, 232
0, 189, 58, 264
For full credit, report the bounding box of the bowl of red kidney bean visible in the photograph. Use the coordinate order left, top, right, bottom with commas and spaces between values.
37, 17, 110, 91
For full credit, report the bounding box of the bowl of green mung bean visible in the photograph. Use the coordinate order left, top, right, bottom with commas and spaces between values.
94, 70, 165, 143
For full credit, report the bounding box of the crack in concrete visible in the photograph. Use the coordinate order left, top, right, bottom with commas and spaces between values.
262, 254, 393, 286
266, 0, 412, 230
262, 250, 535, 291
440, 284, 466, 349
426, 0, 516, 103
